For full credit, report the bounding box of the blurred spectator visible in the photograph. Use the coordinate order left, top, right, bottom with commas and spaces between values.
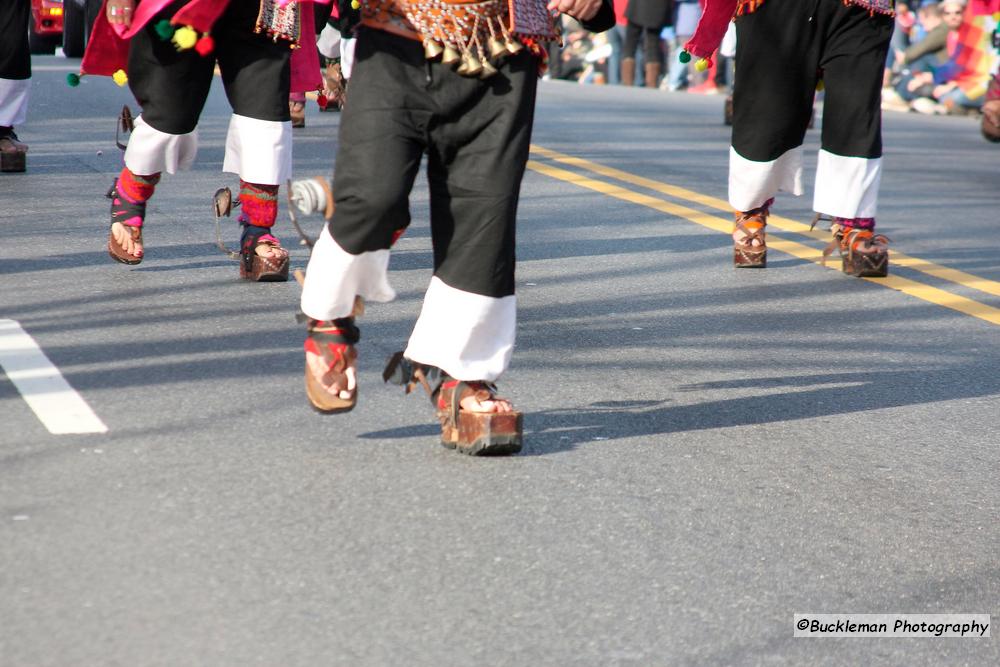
898, 3, 950, 71
913, 0, 997, 114
607, 0, 631, 84
883, 2, 951, 108
665, 0, 700, 91
579, 31, 613, 84
885, 1, 916, 85
885, 0, 997, 114
554, 18, 594, 81
622, 0, 673, 87
720, 22, 737, 123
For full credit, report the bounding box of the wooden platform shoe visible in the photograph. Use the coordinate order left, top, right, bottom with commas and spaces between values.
0, 129, 27, 173
383, 352, 523, 456
812, 214, 890, 278
213, 186, 290, 282
733, 199, 772, 268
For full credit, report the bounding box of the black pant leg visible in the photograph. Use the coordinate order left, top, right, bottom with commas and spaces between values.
0, 0, 30, 80
126, 1, 215, 134
424, 44, 539, 299
820, 6, 893, 159
732, 0, 819, 162
327, 29, 430, 253
214, 1, 292, 122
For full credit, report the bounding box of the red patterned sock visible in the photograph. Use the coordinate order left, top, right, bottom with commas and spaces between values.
238, 180, 279, 228
833, 217, 876, 231
118, 167, 160, 203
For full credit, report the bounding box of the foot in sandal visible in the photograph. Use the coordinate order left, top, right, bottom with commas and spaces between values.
240, 225, 290, 281
303, 317, 359, 414
733, 197, 772, 268
436, 379, 522, 455
237, 181, 289, 281
108, 169, 160, 265
0, 127, 28, 172
812, 215, 890, 278
382, 353, 523, 455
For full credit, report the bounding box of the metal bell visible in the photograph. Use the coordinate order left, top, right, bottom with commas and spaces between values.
488, 37, 507, 59
505, 38, 523, 55
479, 60, 498, 79
424, 40, 444, 60
441, 44, 461, 66
458, 54, 482, 77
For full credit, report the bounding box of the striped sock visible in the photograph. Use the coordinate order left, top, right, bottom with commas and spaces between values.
834, 217, 876, 231
118, 167, 160, 203
238, 181, 279, 228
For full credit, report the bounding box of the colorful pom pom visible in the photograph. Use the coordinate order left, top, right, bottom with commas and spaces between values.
112, 69, 128, 87
695, 58, 709, 72
317, 94, 328, 109
195, 34, 215, 56
678, 50, 691, 64
66, 72, 81, 87
154, 19, 175, 40
351, 0, 360, 8
172, 26, 198, 50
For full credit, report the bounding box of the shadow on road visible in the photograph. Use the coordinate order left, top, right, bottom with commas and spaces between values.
357, 364, 1000, 457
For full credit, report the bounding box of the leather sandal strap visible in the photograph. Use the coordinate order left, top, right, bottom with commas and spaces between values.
443, 380, 501, 425
821, 238, 839, 265
449, 381, 466, 426
311, 320, 359, 345
303, 316, 359, 374
382, 352, 445, 403
109, 185, 147, 228
298, 311, 360, 342
809, 212, 834, 231
734, 219, 766, 247
305, 337, 354, 373
241, 225, 283, 273
842, 229, 890, 259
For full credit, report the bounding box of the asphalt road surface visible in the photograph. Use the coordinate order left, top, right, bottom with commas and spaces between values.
2, 56, 998, 666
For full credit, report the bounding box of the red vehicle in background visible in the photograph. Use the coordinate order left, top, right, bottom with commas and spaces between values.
28, 0, 64, 54
29, 0, 102, 57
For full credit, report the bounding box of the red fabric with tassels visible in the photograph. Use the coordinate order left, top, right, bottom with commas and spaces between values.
80, 2, 130, 76
82, 0, 231, 75
81, 0, 325, 93
683, 0, 738, 62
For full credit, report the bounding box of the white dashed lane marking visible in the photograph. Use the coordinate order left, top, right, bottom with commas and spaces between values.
0, 319, 107, 435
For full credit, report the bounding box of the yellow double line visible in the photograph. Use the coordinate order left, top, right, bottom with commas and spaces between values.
527, 144, 1000, 327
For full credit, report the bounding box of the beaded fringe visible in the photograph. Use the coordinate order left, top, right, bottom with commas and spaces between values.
255, 0, 302, 45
